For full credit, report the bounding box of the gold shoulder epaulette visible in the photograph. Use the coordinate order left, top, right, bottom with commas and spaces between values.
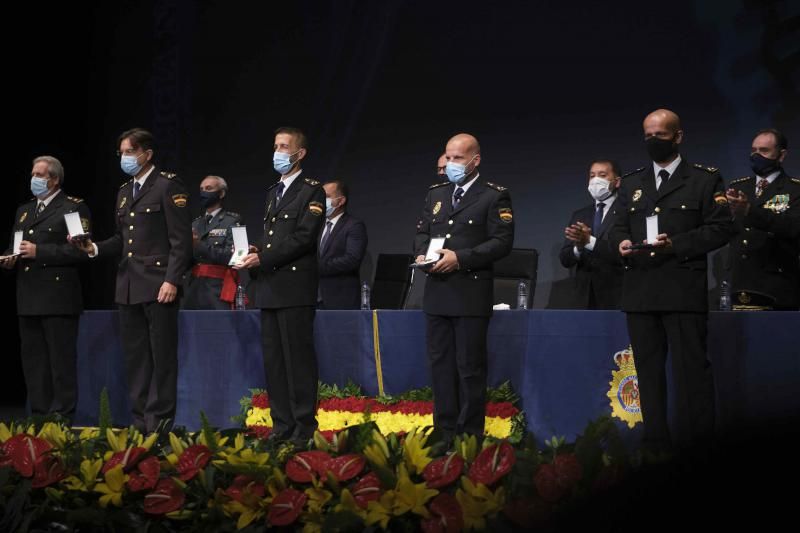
693, 163, 718, 173
66, 195, 83, 203
429, 181, 450, 189
226, 211, 241, 218
120, 179, 132, 189
729, 176, 752, 185
789, 177, 800, 185
304, 177, 320, 186
486, 181, 507, 192
621, 167, 645, 178
160, 171, 177, 179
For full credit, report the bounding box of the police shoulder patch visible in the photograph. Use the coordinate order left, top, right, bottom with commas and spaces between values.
304, 177, 320, 186
160, 171, 177, 179
621, 167, 645, 179
713, 191, 728, 205
498, 207, 513, 223
172, 194, 188, 207
486, 181, 507, 192
308, 201, 324, 216
429, 181, 450, 189
729, 176, 752, 185
66, 195, 84, 204
693, 163, 718, 173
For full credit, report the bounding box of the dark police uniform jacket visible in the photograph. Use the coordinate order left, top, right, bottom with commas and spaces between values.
96, 168, 193, 305
253, 175, 326, 309
7, 192, 90, 315
182, 209, 242, 309
727, 172, 800, 309
611, 161, 733, 312
414, 177, 514, 317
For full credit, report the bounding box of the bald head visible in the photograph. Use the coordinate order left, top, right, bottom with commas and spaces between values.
643, 109, 682, 135
444, 133, 482, 182
447, 133, 481, 155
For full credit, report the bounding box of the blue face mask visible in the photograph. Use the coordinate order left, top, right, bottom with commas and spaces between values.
445, 154, 478, 184
120, 154, 144, 176
325, 197, 342, 217
273, 150, 300, 175
31, 176, 50, 197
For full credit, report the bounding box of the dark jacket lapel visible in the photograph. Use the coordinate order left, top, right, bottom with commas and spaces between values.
450, 179, 485, 217
29, 192, 65, 228
130, 166, 158, 208
656, 160, 688, 201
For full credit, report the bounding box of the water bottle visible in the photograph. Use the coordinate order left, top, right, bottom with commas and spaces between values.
235, 284, 246, 310
361, 281, 371, 310
719, 280, 731, 311
517, 280, 528, 310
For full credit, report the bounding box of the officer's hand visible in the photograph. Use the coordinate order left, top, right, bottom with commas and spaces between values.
429, 249, 459, 273
726, 188, 750, 217
619, 239, 636, 256
648, 233, 673, 250
192, 228, 199, 246
415, 255, 426, 264
235, 252, 260, 270
248, 245, 260, 253
68, 235, 95, 254
157, 282, 178, 304
0, 255, 18, 269
565, 222, 591, 247
19, 241, 36, 259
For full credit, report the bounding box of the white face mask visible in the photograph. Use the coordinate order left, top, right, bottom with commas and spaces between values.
587, 177, 614, 201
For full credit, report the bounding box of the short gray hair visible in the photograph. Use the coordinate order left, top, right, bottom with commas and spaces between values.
33, 155, 65, 185
205, 175, 228, 192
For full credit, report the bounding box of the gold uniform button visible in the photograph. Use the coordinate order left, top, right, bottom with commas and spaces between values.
448, 220, 454, 225
48, 228, 52, 232
128, 239, 133, 244
654, 207, 661, 213
130, 212, 135, 217
468, 220, 473, 224
745, 227, 751, 232
266, 244, 271, 249
272, 217, 276, 222
129, 225, 134, 230
650, 251, 656, 257
268, 230, 273, 235
55, 276, 60, 281
742, 240, 748, 245
778, 268, 783, 273
284, 214, 289, 219
24, 266, 30, 272
446, 234, 451, 239
291, 266, 296, 271
630, 207, 635, 212
741, 254, 747, 259
28, 229, 34, 235
146, 208, 151, 213
156, 261, 161, 266
128, 252, 133, 257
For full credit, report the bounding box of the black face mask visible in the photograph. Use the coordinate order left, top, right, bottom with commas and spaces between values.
199, 190, 222, 208
646, 136, 679, 163
750, 153, 781, 177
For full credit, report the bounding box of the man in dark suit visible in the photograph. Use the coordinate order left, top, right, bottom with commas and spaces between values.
317, 180, 367, 309
2, 156, 90, 421
559, 159, 624, 309
612, 109, 733, 454
236, 127, 325, 447
727, 187, 800, 240
726, 129, 799, 310
414, 133, 514, 441
75, 128, 192, 433
183, 175, 244, 310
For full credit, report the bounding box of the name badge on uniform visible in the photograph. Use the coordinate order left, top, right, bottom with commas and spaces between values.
209, 229, 227, 237
229, 226, 250, 266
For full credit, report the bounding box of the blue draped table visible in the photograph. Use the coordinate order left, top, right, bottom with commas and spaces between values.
75, 310, 799, 443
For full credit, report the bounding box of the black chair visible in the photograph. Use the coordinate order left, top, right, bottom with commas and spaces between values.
371, 253, 413, 309
493, 248, 538, 308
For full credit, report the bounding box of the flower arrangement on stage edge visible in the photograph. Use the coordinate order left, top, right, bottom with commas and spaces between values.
236, 381, 527, 444
0, 389, 632, 531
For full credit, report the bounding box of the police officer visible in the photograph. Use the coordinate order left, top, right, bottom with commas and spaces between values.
612, 109, 733, 454
726, 128, 799, 310
236, 127, 325, 447
414, 133, 514, 442
75, 128, 192, 433
2, 156, 90, 421
182, 175, 243, 310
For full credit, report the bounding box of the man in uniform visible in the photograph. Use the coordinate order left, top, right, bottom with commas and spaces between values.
236, 127, 325, 447
2, 155, 90, 422
559, 159, 625, 309
74, 128, 192, 433
612, 109, 733, 454
182, 175, 244, 309
726, 128, 799, 310
414, 133, 514, 443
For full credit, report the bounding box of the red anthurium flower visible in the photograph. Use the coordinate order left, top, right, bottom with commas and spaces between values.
325, 454, 365, 482
2, 434, 53, 477
533, 454, 582, 503
143, 478, 185, 515
268, 488, 307, 526
31, 454, 65, 488
351, 472, 382, 509
102, 446, 146, 474
553, 454, 583, 488
423, 453, 465, 489
225, 475, 266, 503
127, 456, 161, 492
468, 441, 516, 486
421, 493, 463, 533
176, 444, 212, 481
285, 450, 331, 483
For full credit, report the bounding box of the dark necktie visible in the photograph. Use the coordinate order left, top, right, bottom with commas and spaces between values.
275, 181, 285, 205
452, 187, 464, 209
35, 202, 45, 219
593, 202, 605, 234
756, 177, 769, 198
657, 169, 669, 192
133, 181, 141, 199
319, 221, 333, 254
206, 214, 213, 225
